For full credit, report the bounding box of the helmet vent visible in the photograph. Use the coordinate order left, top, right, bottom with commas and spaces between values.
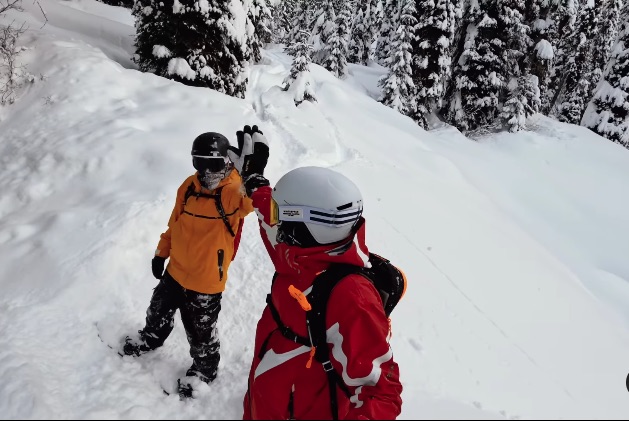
337, 202, 353, 211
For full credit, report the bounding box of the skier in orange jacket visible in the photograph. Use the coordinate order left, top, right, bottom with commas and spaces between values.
123, 131, 253, 398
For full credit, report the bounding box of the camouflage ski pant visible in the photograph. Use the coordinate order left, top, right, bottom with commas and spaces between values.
139, 271, 222, 383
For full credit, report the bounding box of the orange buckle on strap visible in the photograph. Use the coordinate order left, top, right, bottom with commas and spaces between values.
288, 285, 312, 311
306, 346, 316, 369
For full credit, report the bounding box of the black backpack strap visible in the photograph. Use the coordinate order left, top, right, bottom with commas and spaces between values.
184, 181, 196, 205
183, 183, 236, 237
307, 264, 363, 420
263, 266, 367, 420
265, 293, 311, 348
212, 186, 236, 237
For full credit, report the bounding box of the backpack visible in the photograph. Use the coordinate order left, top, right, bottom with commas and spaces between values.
264, 252, 407, 420
183, 182, 244, 260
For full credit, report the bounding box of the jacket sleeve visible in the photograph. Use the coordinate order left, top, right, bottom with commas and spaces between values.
238, 191, 254, 218
327, 275, 403, 420
155, 179, 188, 258
232, 185, 253, 261
250, 184, 274, 226
250, 185, 281, 265
230, 172, 254, 218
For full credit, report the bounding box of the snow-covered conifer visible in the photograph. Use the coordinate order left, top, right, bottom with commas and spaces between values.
378, 0, 416, 116
132, 0, 250, 98
557, 0, 599, 124
323, 3, 351, 77
412, 0, 455, 128
445, 0, 508, 132
582, 3, 629, 148
375, 0, 401, 67
284, 29, 317, 105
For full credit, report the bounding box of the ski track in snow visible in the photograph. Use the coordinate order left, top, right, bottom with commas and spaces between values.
249, 46, 361, 171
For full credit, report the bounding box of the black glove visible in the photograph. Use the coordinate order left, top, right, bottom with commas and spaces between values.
247, 125, 269, 178
227, 125, 253, 174
244, 173, 271, 197
152, 256, 166, 279
228, 125, 269, 179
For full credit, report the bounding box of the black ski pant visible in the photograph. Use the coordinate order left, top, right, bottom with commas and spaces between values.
139, 270, 222, 383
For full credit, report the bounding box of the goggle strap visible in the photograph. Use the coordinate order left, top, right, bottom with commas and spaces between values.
271, 201, 362, 227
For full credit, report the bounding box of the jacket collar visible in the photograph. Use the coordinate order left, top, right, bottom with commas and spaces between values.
274, 218, 371, 285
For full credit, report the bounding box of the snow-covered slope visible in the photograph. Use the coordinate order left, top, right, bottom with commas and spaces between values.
1, 1, 629, 419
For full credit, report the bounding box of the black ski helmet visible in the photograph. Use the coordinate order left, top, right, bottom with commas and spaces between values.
191, 132, 230, 158
191, 132, 231, 173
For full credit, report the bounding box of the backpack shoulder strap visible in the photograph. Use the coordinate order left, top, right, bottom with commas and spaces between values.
261, 265, 369, 420
307, 264, 364, 420
184, 181, 196, 205
212, 186, 236, 237
183, 183, 236, 237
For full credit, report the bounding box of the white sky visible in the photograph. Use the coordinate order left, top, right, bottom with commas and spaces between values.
2, 1, 629, 419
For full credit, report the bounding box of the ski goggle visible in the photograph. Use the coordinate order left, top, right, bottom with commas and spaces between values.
270, 198, 363, 227
192, 155, 230, 173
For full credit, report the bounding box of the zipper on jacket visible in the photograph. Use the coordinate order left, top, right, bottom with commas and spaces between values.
217, 249, 224, 281
288, 384, 295, 420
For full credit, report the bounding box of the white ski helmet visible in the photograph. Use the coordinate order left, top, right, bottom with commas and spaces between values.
272, 166, 363, 245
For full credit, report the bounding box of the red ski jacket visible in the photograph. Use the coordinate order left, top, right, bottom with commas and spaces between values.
243, 185, 403, 420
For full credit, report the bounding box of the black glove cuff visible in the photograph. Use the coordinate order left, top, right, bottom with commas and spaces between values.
152, 256, 166, 279
244, 173, 270, 197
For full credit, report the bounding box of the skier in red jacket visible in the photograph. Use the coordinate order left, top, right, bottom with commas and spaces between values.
228, 125, 403, 420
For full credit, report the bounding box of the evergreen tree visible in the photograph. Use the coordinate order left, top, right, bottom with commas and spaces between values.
590, 0, 622, 92
132, 0, 175, 75
450, 0, 470, 64
582, 3, 629, 147
332, 0, 347, 13
412, 0, 455, 128
502, 0, 529, 70
375, 0, 401, 67
245, 0, 260, 63
348, 8, 367, 63
284, 29, 317, 105
349, 1, 377, 64
323, 3, 351, 77
442, 0, 470, 107
368, 0, 384, 61
132, 0, 250, 98
445, 0, 509, 132
500, 0, 540, 131
378, 0, 416, 116
287, 0, 313, 47
501, 74, 541, 132
557, 0, 599, 124
271, 0, 297, 43
545, 0, 580, 113
525, 0, 561, 112
250, 0, 273, 56
311, 0, 336, 64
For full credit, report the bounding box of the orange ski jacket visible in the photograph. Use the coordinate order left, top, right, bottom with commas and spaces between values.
155, 170, 254, 294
